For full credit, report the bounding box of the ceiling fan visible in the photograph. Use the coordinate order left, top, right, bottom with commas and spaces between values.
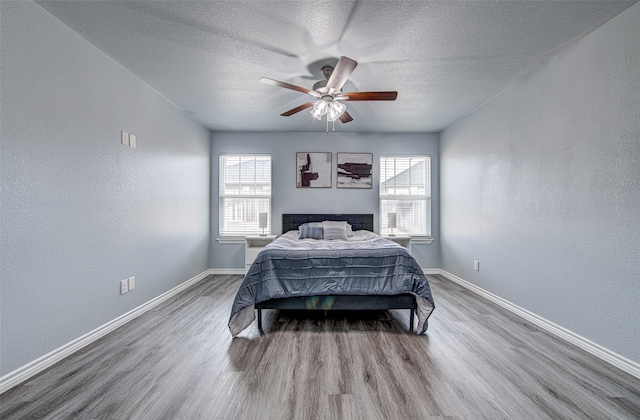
259, 56, 397, 131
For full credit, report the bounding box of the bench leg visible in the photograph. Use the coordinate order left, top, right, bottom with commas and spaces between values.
409, 309, 414, 332
257, 308, 263, 331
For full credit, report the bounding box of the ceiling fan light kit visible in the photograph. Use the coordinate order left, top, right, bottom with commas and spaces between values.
259, 56, 398, 132
310, 96, 347, 132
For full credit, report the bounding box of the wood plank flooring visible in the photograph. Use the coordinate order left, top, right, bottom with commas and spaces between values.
1, 274, 639, 419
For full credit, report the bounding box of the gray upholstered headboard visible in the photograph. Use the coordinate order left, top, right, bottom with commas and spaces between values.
282, 214, 374, 234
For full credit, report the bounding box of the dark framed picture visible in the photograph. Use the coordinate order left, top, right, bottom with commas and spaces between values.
337, 153, 373, 189
296, 152, 332, 188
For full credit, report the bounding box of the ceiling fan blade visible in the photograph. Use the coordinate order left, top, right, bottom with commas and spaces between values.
259, 77, 320, 98
326, 56, 358, 94
339, 111, 353, 124
341, 91, 398, 101
280, 102, 314, 117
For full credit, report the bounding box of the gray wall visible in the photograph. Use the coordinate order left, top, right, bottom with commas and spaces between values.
440, 3, 640, 363
210, 131, 440, 270
1, 2, 211, 375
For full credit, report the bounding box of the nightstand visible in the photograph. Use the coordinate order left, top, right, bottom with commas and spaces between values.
245, 235, 277, 274
383, 235, 412, 253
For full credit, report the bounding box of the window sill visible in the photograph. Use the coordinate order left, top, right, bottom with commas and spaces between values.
217, 237, 247, 244
410, 237, 434, 244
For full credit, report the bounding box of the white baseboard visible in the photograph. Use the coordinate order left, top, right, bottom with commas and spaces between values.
436, 269, 640, 380
4, 268, 637, 393
0, 269, 215, 394
209, 268, 245, 275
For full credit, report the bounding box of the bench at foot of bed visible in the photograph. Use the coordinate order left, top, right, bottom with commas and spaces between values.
255, 294, 417, 332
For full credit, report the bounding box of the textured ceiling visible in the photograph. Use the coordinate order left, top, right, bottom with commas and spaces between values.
36, 1, 636, 133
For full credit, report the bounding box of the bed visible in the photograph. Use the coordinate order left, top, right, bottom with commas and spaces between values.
228, 213, 435, 336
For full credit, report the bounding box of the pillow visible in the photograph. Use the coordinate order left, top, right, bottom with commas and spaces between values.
322, 221, 348, 240
299, 222, 323, 228
346, 223, 355, 237
299, 225, 324, 240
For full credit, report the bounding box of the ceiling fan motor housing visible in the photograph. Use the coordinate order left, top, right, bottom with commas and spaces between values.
259, 56, 397, 126
313, 79, 328, 92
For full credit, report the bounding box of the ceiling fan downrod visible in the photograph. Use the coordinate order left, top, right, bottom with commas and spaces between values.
313, 65, 334, 92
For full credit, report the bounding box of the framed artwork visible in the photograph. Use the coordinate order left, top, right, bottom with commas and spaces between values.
296, 152, 332, 188
337, 153, 373, 189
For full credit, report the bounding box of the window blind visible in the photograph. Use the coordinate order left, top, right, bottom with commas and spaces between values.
379, 155, 431, 236
219, 155, 271, 236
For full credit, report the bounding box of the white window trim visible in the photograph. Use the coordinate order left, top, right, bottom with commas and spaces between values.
219, 154, 272, 238
216, 237, 247, 244
411, 237, 434, 244
379, 154, 431, 237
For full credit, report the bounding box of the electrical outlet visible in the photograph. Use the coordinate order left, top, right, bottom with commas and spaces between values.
120, 279, 128, 294
121, 131, 129, 146
128, 276, 135, 291
129, 134, 136, 148
474, 260, 480, 271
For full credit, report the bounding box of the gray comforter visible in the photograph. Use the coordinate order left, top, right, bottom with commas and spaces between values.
229, 230, 435, 336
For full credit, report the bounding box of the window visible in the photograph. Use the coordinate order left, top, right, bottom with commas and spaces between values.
219, 155, 271, 236
380, 155, 431, 237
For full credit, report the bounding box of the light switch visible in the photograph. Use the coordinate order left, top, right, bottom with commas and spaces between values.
129, 134, 136, 148
120, 279, 128, 294
121, 131, 129, 146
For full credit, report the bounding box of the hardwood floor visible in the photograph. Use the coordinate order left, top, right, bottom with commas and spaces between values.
1, 274, 639, 419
